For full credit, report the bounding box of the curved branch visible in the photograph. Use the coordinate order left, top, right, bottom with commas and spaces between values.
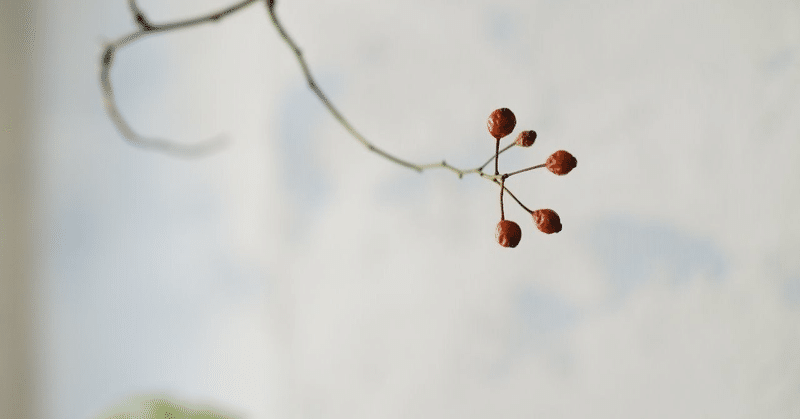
263, 2, 537, 182
100, 0, 262, 156
100, 0, 548, 213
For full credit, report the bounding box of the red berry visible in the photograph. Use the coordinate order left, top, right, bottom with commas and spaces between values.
514, 130, 537, 147
487, 108, 516, 139
531, 209, 562, 234
496, 220, 522, 248
546, 150, 577, 175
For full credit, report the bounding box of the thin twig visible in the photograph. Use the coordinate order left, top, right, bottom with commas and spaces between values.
506, 163, 546, 178
265, 2, 430, 171
100, 0, 261, 156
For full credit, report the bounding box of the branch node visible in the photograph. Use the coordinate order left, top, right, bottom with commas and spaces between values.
102, 45, 115, 66
135, 13, 154, 31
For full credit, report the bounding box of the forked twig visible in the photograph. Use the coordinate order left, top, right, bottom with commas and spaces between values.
100, 0, 262, 157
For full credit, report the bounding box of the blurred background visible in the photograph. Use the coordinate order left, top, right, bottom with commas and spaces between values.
2, 0, 800, 418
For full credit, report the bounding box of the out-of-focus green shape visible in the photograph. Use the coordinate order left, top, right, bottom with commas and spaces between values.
95, 394, 241, 419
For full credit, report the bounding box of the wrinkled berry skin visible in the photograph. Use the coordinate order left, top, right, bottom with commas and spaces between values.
496, 220, 522, 248
514, 130, 537, 147
487, 108, 516, 139
531, 209, 562, 234
546, 150, 577, 175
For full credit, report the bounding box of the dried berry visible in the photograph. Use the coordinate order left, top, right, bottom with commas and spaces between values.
531, 209, 562, 234
496, 219, 522, 248
487, 108, 516, 139
514, 130, 537, 147
546, 150, 577, 175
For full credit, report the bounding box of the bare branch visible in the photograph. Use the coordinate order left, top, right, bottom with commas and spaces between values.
100, 0, 556, 212
263, 2, 539, 187
100, 0, 261, 156
264, 2, 429, 171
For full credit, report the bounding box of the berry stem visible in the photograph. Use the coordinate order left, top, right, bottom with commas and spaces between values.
499, 177, 506, 220
495, 180, 532, 214
494, 139, 500, 176
479, 142, 516, 172
505, 163, 546, 178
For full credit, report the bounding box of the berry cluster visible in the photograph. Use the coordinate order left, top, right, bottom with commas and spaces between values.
488, 108, 577, 248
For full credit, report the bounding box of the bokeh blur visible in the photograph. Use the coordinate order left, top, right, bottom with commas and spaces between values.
2, 0, 799, 418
